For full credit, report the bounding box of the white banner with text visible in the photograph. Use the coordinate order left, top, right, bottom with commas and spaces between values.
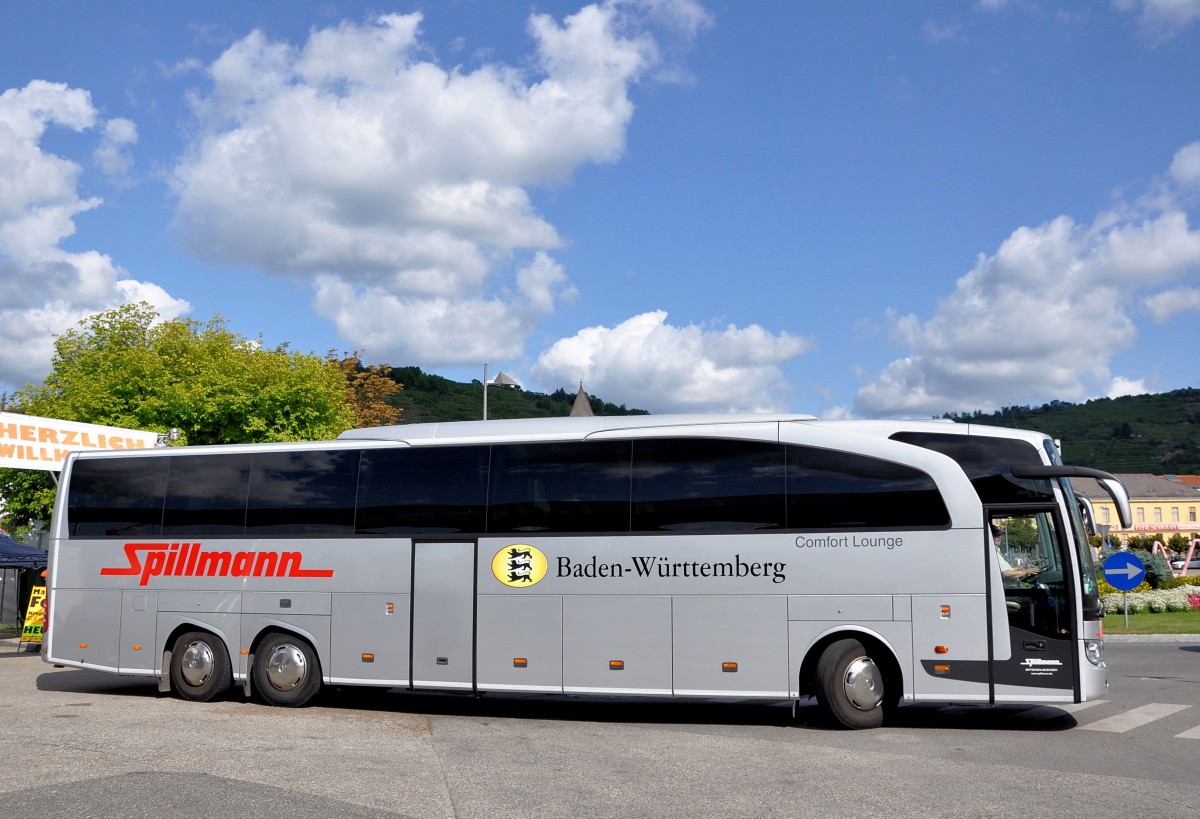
0, 412, 158, 472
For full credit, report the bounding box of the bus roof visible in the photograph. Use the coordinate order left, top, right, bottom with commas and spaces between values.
808, 419, 1054, 446
336, 413, 820, 445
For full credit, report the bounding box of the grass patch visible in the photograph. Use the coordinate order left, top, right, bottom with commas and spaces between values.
1102, 610, 1200, 634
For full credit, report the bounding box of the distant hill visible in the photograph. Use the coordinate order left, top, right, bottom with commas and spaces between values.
383, 368, 1197, 473
385, 366, 648, 423
943, 387, 1200, 474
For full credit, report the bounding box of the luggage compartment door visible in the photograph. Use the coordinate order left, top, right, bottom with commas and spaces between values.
411, 541, 476, 690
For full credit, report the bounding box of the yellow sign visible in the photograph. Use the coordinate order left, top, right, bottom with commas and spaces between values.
21, 585, 46, 644
491, 544, 548, 587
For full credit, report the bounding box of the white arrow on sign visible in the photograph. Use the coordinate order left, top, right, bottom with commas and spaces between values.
1105, 565, 1143, 580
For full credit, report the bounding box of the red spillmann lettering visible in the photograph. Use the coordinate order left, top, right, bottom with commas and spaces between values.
100, 543, 334, 586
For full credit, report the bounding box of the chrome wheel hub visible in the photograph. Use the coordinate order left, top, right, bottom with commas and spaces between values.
843, 656, 884, 711
265, 644, 308, 692
180, 641, 215, 687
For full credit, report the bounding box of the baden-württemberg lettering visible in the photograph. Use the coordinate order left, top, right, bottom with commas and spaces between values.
557, 553, 787, 584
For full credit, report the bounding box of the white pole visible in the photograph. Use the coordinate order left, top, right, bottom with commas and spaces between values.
483, 363, 488, 420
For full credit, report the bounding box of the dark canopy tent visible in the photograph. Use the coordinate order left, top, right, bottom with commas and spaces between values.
0, 534, 46, 634
0, 534, 46, 568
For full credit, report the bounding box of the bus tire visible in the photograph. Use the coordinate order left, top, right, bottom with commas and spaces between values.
170, 631, 232, 702
816, 638, 885, 729
253, 632, 321, 707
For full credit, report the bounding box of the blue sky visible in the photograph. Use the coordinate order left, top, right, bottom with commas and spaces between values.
2, 1, 1199, 419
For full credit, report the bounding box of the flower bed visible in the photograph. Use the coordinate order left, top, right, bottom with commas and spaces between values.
1101, 586, 1200, 614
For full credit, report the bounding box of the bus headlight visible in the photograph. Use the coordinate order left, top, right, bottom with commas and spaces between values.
1084, 640, 1105, 667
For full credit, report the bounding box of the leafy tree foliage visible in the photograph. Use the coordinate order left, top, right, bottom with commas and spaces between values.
15, 303, 357, 444
0, 469, 57, 534
0, 303, 363, 533
339, 353, 402, 428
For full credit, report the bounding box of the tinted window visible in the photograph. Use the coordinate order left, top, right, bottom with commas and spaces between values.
68, 456, 169, 538
488, 441, 631, 533
632, 439, 785, 532
245, 449, 359, 535
162, 454, 251, 535
889, 432, 1052, 505
357, 446, 488, 534
787, 446, 949, 529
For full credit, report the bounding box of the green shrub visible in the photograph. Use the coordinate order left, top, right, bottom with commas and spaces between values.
1132, 549, 1174, 589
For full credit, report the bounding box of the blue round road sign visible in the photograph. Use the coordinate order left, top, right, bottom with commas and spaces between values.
1103, 552, 1145, 592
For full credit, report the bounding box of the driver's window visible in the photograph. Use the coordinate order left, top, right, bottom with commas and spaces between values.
991, 512, 1070, 639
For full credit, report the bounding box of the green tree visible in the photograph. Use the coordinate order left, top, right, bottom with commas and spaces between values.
0, 469, 58, 534
0, 303, 358, 532
17, 303, 356, 443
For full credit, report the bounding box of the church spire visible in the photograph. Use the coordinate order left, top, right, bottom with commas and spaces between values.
569, 382, 594, 416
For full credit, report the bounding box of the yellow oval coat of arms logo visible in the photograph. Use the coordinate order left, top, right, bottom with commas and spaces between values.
491, 544, 548, 587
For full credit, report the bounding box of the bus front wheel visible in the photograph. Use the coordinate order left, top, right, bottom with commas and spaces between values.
252, 632, 322, 707
815, 638, 885, 729
170, 631, 232, 702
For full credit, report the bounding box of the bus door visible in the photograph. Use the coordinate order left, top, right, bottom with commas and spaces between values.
987, 509, 1078, 702
410, 541, 476, 691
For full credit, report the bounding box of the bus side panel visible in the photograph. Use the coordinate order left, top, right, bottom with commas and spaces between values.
563, 595, 670, 694
911, 593, 991, 701
478, 595, 563, 692
672, 596, 789, 697
330, 593, 411, 685
119, 590, 158, 675
48, 587, 121, 671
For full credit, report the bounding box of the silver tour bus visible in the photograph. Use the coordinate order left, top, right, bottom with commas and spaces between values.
43, 415, 1132, 729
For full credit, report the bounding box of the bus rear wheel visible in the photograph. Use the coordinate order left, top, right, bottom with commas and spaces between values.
253, 632, 322, 707
170, 631, 232, 702
815, 638, 885, 729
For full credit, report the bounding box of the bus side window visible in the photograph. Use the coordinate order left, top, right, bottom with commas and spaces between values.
68, 457, 170, 538
162, 453, 252, 536
631, 438, 785, 532
356, 446, 489, 535
245, 449, 359, 536
786, 446, 949, 530
487, 441, 631, 534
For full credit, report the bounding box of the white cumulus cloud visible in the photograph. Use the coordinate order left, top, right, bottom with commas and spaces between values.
0, 81, 187, 392
533, 310, 813, 413
855, 145, 1200, 417
1114, 0, 1200, 43
170, 2, 708, 365
93, 117, 138, 186
1169, 140, 1200, 189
